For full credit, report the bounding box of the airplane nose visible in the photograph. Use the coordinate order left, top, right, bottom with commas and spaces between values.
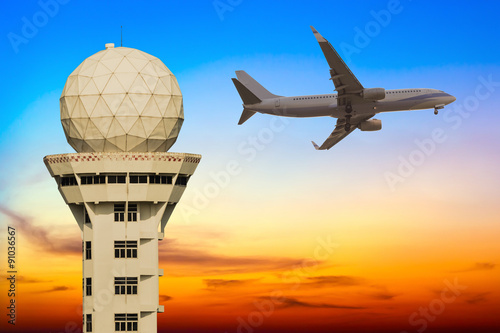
447, 94, 456, 104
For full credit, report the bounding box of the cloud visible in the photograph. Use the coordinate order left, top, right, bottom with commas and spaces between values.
203, 278, 259, 290
35, 285, 72, 293
260, 275, 363, 290
51, 286, 70, 292
304, 275, 363, 287
471, 262, 495, 271
159, 295, 172, 302
465, 292, 490, 305
261, 296, 365, 310
452, 262, 496, 273
167, 226, 232, 242
369, 292, 398, 300
159, 242, 315, 275
0, 204, 81, 255
17, 275, 49, 284
365, 285, 399, 300
0, 274, 48, 283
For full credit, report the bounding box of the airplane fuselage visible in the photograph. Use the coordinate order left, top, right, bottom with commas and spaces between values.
232, 26, 457, 149
245, 88, 456, 118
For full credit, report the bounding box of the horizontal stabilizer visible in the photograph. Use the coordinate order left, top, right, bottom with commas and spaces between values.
238, 109, 257, 125
232, 78, 262, 105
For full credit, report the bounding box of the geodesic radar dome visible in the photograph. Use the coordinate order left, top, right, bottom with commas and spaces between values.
60, 44, 183, 153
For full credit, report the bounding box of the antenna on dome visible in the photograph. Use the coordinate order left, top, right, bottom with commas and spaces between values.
120, 26, 123, 47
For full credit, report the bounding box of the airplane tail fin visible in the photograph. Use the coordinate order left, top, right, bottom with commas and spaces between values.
232, 78, 261, 105
238, 108, 257, 125
231, 71, 280, 125
232, 78, 260, 125
235, 70, 279, 100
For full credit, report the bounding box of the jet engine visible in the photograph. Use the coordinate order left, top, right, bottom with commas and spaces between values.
359, 119, 382, 131
361, 88, 386, 100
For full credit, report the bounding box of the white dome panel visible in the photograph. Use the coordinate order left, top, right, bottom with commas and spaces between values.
93, 74, 112, 92
93, 62, 112, 76
80, 95, 100, 114
114, 73, 138, 91
115, 58, 137, 73
141, 96, 162, 117
130, 75, 151, 94
81, 79, 100, 95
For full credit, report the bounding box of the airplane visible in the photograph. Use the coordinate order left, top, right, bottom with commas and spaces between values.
231, 26, 456, 150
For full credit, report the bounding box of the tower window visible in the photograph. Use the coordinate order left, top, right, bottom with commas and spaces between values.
175, 176, 189, 186
129, 174, 148, 184
86, 277, 92, 296
81, 176, 93, 185
114, 241, 137, 258
114, 277, 138, 295
85, 241, 91, 260
80, 174, 104, 184
149, 175, 172, 184
114, 203, 138, 222
108, 174, 126, 184
61, 175, 77, 186
115, 313, 138, 331
114, 204, 125, 222
86, 314, 92, 332
94, 175, 106, 184
128, 204, 137, 222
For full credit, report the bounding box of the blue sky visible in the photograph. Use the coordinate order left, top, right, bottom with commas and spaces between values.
1, 0, 499, 128
1, 0, 499, 221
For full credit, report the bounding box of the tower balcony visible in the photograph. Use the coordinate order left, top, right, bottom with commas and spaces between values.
44, 152, 201, 205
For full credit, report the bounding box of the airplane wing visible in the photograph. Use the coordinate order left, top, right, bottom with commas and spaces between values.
310, 26, 365, 102
312, 114, 374, 150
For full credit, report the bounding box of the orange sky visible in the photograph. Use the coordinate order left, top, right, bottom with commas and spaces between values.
1, 193, 499, 333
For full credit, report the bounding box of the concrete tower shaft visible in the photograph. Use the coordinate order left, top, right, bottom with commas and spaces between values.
44, 152, 201, 332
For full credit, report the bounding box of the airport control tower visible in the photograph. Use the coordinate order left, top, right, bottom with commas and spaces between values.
44, 43, 201, 332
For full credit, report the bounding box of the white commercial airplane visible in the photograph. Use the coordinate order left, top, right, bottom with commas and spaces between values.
232, 26, 456, 150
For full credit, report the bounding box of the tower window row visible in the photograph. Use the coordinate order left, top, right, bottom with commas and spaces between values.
114, 203, 137, 222
85, 241, 92, 260
85, 277, 92, 296
115, 277, 138, 295
83, 241, 138, 260
115, 313, 138, 331
81, 175, 106, 184
84, 204, 138, 224
85, 314, 92, 332
61, 175, 77, 186
60, 173, 191, 187
114, 241, 138, 258
84, 276, 137, 296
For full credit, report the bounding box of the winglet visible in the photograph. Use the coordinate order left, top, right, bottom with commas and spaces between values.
311, 141, 320, 150
310, 26, 326, 42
